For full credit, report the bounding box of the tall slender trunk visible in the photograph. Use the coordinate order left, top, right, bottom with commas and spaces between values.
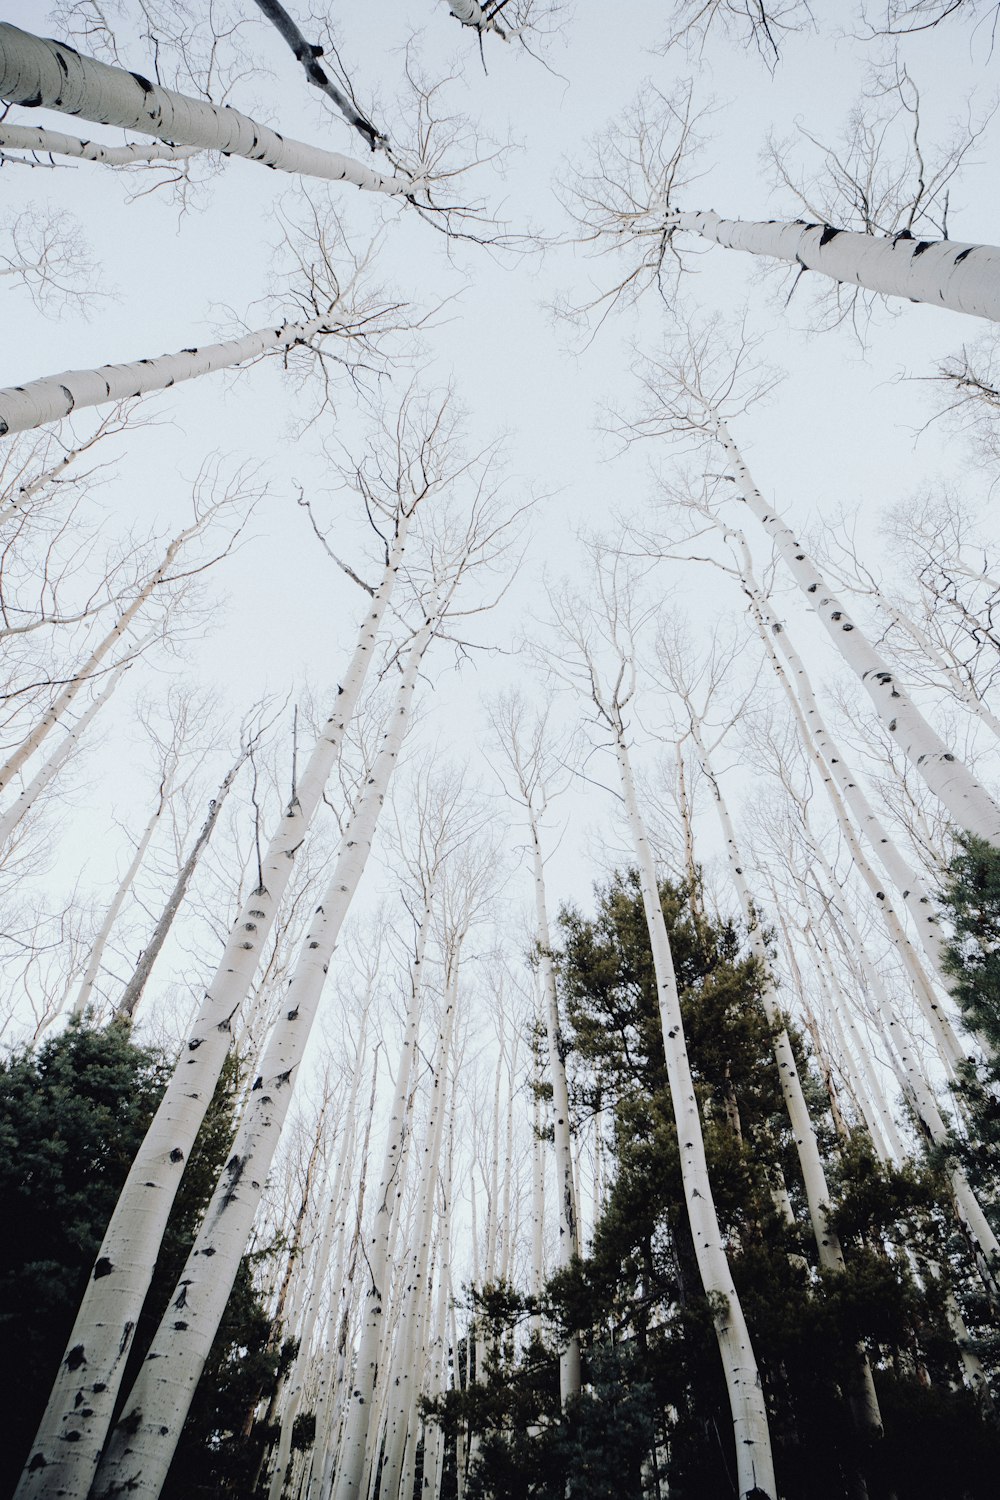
0, 24, 408, 191
0, 311, 350, 438
251, 0, 381, 148
735, 550, 969, 1056
115, 751, 245, 1022
615, 729, 776, 1500
93, 620, 434, 1500
665, 209, 1000, 322
0, 519, 194, 792
379, 970, 458, 1500
530, 817, 581, 1403
0, 122, 197, 165
689, 724, 882, 1434
713, 414, 1000, 844
14, 520, 411, 1500
71, 775, 172, 1018
0, 654, 127, 851
332, 893, 436, 1500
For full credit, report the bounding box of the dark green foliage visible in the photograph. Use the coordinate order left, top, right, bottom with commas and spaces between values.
0, 1020, 282, 1500
435, 872, 1000, 1500
940, 832, 1000, 1053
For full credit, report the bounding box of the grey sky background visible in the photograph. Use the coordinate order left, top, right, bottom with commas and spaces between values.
2, 0, 999, 1058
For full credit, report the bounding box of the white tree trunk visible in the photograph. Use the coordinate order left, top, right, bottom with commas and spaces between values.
0, 519, 194, 793
667, 209, 1000, 322
530, 818, 581, 1403
332, 894, 436, 1500
0, 24, 409, 192
0, 311, 347, 438
615, 731, 776, 1500
93, 620, 434, 1500
737, 549, 968, 1054
714, 414, 1000, 844
378, 966, 459, 1500
0, 655, 125, 851
71, 777, 170, 1018
689, 724, 883, 1431
115, 753, 244, 1022
0, 122, 197, 165
14, 522, 411, 1500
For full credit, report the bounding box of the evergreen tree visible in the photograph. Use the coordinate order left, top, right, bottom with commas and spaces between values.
0, 1020, 283, 1499
430, 873, 1000, 1500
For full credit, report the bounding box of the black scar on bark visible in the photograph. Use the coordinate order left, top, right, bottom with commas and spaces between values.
65, 1345, 86, 1370
170, 1147, 184, 1162
27, 1454, 47, 1471
954, 247, 975, 264
818, 225, 842, 247
912, 241, 933, 257
93, 1257, 113, 1279
130, 72, 156, 95
20, 91, 44, 108
895, 228, 913, 240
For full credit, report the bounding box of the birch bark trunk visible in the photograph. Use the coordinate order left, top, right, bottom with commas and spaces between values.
614, 730, 776, 1499
71, 774, 172, 1018
0, 310, 349, 438
0, 518, 195, 792
332, 894, 436, 1500
115, 752, 245, 1022
735, 544, 968, 1052
713, 414, 1000, 845
14, 520, 411, 1500
530, 818, 582, 1402
93, 619, 434, 1500
0, 24, 408, 192
0, 122, 197, 165
0, 654, 126, 851
665, 209, 1000, 322
687, 723, 883, 1432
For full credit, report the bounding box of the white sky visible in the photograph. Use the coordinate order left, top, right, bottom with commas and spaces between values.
2, 0, 999, 1069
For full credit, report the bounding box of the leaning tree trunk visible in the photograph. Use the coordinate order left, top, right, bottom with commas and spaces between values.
0, 517, 195, 792
251, 0, 382, 148
14, 519, 412, 1500
92, 619, 435, 1500
115, 750, 246, 1022
689, 723, 883, 1435
71, 770, 173, 1018
332, 890, 437, 1500
530, 814, 582, 1403
666, 209, 1000, 322
0, 652, 127, 851
0, 310, 350, 438
0, 122, 197, 165
713, 413, 1000, 845
614, 726, 777, 1500
733, 540, 969, 1055
0, 24, 408, 191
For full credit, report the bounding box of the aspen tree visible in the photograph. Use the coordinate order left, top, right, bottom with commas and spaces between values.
0, 24, 411, 195
565, 82, 1000, 327
332, 773, 465, 1500
14, 413, 429, 1500
0, 504, 222, 796
488, 690, 582, 1402
634, 330, 1000, 846
548, 555, 777, 1500
661, 633, 884, 1433
93, 612, 438, 1500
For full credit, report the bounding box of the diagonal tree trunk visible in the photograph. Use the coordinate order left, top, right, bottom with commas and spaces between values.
14, 517, 412, 1500
92, 615, 437, 1500
0, 24, 409, 193
251, 1, 382, 148
115, 748, 248, 1022
0, 123, 197, 165
0, 310, 349, 438
665, 209, 1000, 322
712, 412, 1000, 845
614, 727, 777, 1500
